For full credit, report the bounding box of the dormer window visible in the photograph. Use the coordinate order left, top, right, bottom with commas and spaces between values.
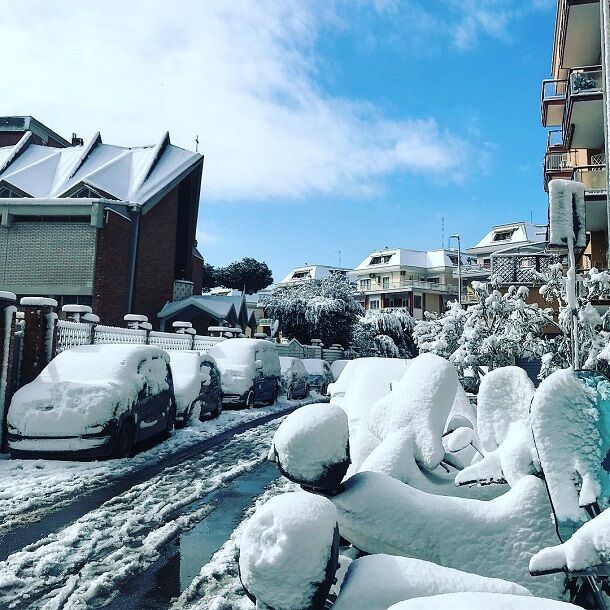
69, 185, 105, 199
492, 229, 516, 242
291, 271, 310, 279
370, 255, 392, 265
0, 185, 19, 198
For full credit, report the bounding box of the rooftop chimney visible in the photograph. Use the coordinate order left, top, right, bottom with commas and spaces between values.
71, 132, 84, 146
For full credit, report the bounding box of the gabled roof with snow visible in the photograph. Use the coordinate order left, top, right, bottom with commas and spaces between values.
0, 131, 202, 210
279, 265, 354, 284
354, 249, 458, 271
466, 222, 547, 255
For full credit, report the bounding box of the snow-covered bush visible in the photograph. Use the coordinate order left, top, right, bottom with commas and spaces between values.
352, 307, 417, 358
238, 492, 339, 610
263, 274, 363, 347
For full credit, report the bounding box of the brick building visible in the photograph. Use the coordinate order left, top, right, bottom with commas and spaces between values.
0, 117, 204, 327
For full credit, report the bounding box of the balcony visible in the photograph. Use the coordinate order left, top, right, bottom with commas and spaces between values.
359, 279, 457, 294
564, 67, 604, 149
573, 162, 607, 195
554, 0, 601, 74
541, 79, 567, 127
491, 253, 561, 287
544, 130, 574, 191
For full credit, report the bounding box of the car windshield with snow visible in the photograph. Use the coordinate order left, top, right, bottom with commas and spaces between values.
168, 351, 223, 425
302, 358, 334, 395
209, 338, 281, 408
7, 344, 176, 460
279, 356, 310, 400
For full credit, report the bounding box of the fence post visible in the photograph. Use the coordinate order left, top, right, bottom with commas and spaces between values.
186, 327, 196, 349
82, 313, 100, 344
0, 292, 17, 451
20, 297, 58, 386
124, 314, 149, 344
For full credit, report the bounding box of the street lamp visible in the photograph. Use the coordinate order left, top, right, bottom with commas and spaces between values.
449, 234, 462, 306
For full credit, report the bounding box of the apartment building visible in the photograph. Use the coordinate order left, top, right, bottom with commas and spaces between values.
278, 264, 355, 285
541, 0, 610, 269
353, 248, 460, 319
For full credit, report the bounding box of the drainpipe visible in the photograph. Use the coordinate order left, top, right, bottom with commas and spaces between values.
126, 206, 142, 314
601, 0, 610, 267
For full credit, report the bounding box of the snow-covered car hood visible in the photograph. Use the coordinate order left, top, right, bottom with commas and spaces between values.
8, 379, 126, 438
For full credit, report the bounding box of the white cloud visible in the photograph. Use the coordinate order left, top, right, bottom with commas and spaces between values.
0, 0, 476, 201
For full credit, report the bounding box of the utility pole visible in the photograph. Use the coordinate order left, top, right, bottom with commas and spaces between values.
449, 234, 462, 306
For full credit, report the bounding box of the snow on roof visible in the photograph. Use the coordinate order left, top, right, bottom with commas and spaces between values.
0, 131, 202, 209
157, 293, 244, 321
466, 222, 547, 255
354, 249, 458, 271
279, 265, 355, 284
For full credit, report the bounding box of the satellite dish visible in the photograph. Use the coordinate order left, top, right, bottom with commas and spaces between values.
271, 319, 280, 338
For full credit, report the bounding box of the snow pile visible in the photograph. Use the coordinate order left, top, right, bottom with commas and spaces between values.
168, 351, 211, 417
387, 592, 577, 610
456, 421, 538, 487
330, 471, 563, 597
8, 345, 169, 437
270, 403, 350, 490
332, 554, 531, 610
530, 369, 606, 524
338, 357, 409, 474
360, 354, 458, 481
476, 367, 534, 452
530, 506, 610, 574
548, 179, 586, 248
447, 384, 477, 430
239, 492, 338, 610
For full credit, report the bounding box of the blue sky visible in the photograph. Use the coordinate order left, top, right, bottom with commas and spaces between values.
1, 0, 556, 283
199, 1, 556, 281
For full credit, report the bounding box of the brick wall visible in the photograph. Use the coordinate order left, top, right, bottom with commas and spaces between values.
93, 210, 132, 326
0, 131, 64, 148
132, 187, 180, 327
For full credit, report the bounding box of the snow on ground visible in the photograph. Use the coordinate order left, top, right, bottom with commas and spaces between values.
172, 478, 296, 610
0, 418, 293, 609
0, 394, 321, 537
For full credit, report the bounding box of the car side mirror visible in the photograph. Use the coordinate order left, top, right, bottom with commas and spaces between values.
446, 427, 476, 453
255, 359, 264, 370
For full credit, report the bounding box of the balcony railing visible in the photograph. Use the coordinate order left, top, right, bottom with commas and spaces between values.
541, 79, 568, 127
492, 253, 561, 286
359, 280, 457, 294
573, 163, 607, 194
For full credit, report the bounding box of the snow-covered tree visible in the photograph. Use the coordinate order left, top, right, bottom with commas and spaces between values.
415, 282, 552, 380
352, 308, 417, 358
263, 275, 363, 346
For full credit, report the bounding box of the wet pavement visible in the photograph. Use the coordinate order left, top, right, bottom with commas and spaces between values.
105, 461, 279, 609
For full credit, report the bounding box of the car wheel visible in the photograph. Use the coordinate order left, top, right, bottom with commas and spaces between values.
286, 385, 293, 400
161, 405, 176, 440
245, 389, 255, 409
211, 395, 223, 418
112, 420, 134, 459
267, 385, 279, 406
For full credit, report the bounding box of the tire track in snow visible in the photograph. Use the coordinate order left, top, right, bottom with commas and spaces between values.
0, 419, 283, 610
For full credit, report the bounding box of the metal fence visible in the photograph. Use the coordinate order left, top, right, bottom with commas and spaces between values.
54, 320, 225, 356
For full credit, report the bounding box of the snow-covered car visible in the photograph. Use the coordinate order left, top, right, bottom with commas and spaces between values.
209, 338, 281, 408
279, 356, 310, 400
7, 344, 176, 460
302, 358, 334, 395
330, 359, 349, 382
168, 351, 222, 426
